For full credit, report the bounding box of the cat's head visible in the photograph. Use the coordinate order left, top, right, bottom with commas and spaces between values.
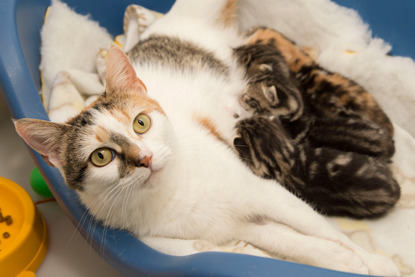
15, 47, 174, 196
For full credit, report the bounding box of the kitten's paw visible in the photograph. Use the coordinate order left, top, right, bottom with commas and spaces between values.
366, 254, 400, 276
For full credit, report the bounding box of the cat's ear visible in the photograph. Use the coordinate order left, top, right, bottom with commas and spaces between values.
14, 118, 71, 169
105, 46, 147, 95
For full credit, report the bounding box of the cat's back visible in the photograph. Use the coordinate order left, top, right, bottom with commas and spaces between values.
138, 0, 244, 63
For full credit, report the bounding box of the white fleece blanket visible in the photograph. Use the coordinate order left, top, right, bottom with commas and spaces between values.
40, 1, 415, 275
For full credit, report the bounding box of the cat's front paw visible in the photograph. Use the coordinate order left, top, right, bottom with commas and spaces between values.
366, 254, 400, 277
328, 245, 369, 275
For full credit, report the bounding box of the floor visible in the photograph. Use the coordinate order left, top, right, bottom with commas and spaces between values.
0, 96, 121, 276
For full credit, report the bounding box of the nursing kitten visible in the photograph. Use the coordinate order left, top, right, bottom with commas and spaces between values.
14, 0, 399, 275
233, 27, 400, 218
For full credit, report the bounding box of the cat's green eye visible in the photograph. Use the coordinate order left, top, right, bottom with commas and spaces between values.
90, 148, 114, 167
133, 114, 151, 134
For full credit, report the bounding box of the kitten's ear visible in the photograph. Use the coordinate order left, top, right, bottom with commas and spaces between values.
14, 118, 71, 169
262, 85, 279, 106
105, 46, 147, 95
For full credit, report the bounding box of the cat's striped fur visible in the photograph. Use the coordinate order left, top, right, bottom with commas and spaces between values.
233, 27, 400, 218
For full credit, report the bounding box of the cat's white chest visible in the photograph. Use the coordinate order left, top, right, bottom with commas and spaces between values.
131, 123, 256, 240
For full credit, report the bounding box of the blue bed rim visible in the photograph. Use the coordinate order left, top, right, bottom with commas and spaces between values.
1, 0, 414, 276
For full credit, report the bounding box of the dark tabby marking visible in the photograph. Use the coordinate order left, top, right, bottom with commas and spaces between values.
308, 117, 395, 160
235, 42, 304, 122
128, 35, 229, 77
245, 27, 394, 138
232, 27, 400, 218
234, 116, 400, 218
64, 112, 94, 190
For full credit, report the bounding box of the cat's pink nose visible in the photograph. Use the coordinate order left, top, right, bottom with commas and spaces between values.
138, 155, 152, 169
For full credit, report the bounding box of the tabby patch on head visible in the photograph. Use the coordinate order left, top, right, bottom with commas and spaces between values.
15, 47, 173, 192
234, 43, 303, 122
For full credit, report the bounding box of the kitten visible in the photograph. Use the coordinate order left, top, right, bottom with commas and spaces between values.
233, 27, 400, 218
234, 115, 400, 218
14, 0, 399, 275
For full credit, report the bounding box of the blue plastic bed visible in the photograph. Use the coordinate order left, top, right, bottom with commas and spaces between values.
1, 0, 414, 276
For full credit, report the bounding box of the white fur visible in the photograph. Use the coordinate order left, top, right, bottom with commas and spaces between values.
73, 1, 400, 275
40, 0, 112, 110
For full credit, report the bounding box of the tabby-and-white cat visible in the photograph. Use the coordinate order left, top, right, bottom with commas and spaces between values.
15, 0, 399, 275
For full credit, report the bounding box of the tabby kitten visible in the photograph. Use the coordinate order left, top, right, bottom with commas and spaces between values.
233, 27, 400, 218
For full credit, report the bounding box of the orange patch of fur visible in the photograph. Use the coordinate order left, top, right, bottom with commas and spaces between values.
112, 109, 132, 125
121, 110, 132, 121
248, 28, 314, 72
105, 89, 166, 117
193, 114, 225, 143
300, 46, 318, 61
95, 125, 109, 143
83, 97, 100, 112
129, 92, 166, 116
218, 0, 238, 26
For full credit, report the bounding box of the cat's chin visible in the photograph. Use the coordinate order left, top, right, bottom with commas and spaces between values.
133, 167, 161, 189
143, 165, 169, 190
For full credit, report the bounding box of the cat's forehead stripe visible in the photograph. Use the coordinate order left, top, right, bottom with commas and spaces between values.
95, 125, 109, 143
121, 110, 131, 121
107, 109, 131, 126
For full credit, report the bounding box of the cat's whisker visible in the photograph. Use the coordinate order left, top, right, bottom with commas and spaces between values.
120, 185, 130, 228
97, 185, 125, 255
121, 179, 138, 228
85, 182, 128, 252
104, 182, 137, 251
68, 210, 93, 247
68, 183, 119, 247
98, 180, 137, 255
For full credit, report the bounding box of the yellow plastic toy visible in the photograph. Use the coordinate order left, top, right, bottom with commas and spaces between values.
0, 177, 48, 277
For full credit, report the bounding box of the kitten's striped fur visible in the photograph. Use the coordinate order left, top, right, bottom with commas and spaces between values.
233, 27, 400, 218
245, 27, 394, 137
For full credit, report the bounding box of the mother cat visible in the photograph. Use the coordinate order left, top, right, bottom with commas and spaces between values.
15, 0, 399, 275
